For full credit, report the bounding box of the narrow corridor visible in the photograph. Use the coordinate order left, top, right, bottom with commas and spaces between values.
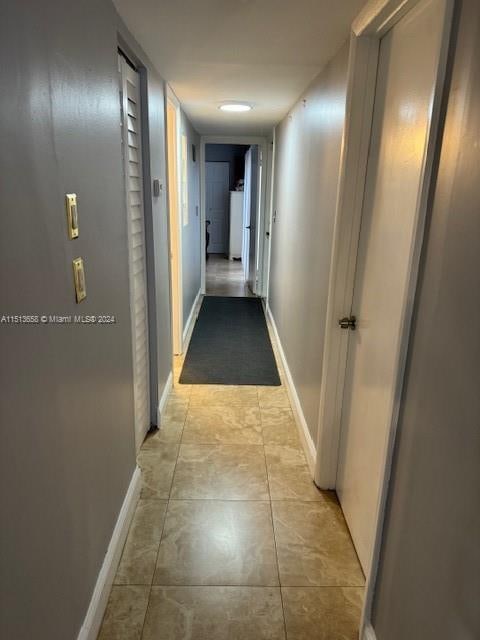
98, 311, 364, 639
4, 1, 479, 638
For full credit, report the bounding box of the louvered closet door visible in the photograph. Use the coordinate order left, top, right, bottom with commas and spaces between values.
119, 55, 150, 451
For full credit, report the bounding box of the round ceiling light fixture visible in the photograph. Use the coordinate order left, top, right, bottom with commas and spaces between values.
219, 102, 252, 113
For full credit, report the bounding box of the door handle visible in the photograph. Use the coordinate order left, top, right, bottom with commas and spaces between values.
246, 225, 251, 229
338, 315, 356, 330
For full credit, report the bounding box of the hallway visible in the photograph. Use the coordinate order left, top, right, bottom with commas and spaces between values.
3, 1, 479, 639
206, 254, 255, 297
98, 317, 364, 639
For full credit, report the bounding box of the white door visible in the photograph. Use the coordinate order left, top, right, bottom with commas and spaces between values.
119, 55, 150, 451
336, 0, 447, 573
242, 146, 259, 292
247, 147, 259, 293
242, 148, 252, 281
229, 191, 244, 260
206, 162, 229, 254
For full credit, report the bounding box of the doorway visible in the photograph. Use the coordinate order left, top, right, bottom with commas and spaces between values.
204, 142, 254, 297
118, 52, 151, 451
313, 1, 453, 617
337, 0, 449, 576
200, 137, 271, 299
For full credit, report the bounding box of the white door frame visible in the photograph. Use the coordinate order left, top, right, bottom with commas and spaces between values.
311, 0, 453, 635
263, 133, 276, 302
166, 86, 184, 355
199, 135, 272, 296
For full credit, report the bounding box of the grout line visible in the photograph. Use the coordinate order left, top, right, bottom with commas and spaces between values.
262, 439, 288, 639
258, 378, 288, 632
259, 333, 289, 640
139, 390, 190, 640
176, 442, 265, 448
139, 584, 153, 640
113, 582, 365, 589
145, 497, 328, 503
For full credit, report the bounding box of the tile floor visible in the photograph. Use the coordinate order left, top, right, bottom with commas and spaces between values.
98, 316, 364, 640
206, 253, 255, 297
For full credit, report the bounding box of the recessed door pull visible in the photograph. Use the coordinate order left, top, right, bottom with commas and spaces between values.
338, 315, 356, 330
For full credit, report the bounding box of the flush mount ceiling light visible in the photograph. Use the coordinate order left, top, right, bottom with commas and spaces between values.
219, 102, 252, 113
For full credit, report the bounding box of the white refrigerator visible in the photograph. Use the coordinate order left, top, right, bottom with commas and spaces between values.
229, 191, 244, 260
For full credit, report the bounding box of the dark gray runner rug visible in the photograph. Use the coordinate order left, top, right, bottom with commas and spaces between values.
179, 296, 281, 386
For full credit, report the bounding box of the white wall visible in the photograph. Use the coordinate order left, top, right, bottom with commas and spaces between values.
268, 42, 349, 444
180, 112, 201, 330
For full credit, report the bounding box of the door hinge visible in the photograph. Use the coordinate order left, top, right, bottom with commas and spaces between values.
338, 315, 356, 330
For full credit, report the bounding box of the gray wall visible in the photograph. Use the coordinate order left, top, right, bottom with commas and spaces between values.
0, 1, 171, 638
180, 112, 201, 331
372, 1, 480, 637
268, 42, 349, 443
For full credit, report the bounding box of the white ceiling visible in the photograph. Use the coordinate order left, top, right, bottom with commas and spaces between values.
114, 0, 366, 136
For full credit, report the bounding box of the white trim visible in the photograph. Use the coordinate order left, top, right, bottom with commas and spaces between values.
77, 466, 141, 640
254, 145, 266, 297
309, 0, 453, 635
265, 303, 316, 474
362, 623, 378, 640
157, 371, 173, 426
314, 32, 379, 490
199, 134, 272, 296
263, 132, 276, 302
166, 86, 184, 355
199, 141, 206, 294
183, 289, 202, 347
201, 135, 268, 145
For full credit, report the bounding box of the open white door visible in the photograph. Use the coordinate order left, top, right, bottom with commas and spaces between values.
242, 148, 252, 283
242, 146, 259, 293
119, 54, 150, 451
335, 0, 449, 574
247, 147, 259, 294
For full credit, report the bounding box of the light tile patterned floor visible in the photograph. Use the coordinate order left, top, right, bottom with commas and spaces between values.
98, 313, 364, 640
205, 254, 255, 297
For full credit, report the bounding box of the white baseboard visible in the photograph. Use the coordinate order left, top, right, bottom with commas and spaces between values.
157, 371, 173, 427
265, 303, 317, 475
362, 623, 377, 640
182, 289, 202, 349
77, 466, 141, 640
